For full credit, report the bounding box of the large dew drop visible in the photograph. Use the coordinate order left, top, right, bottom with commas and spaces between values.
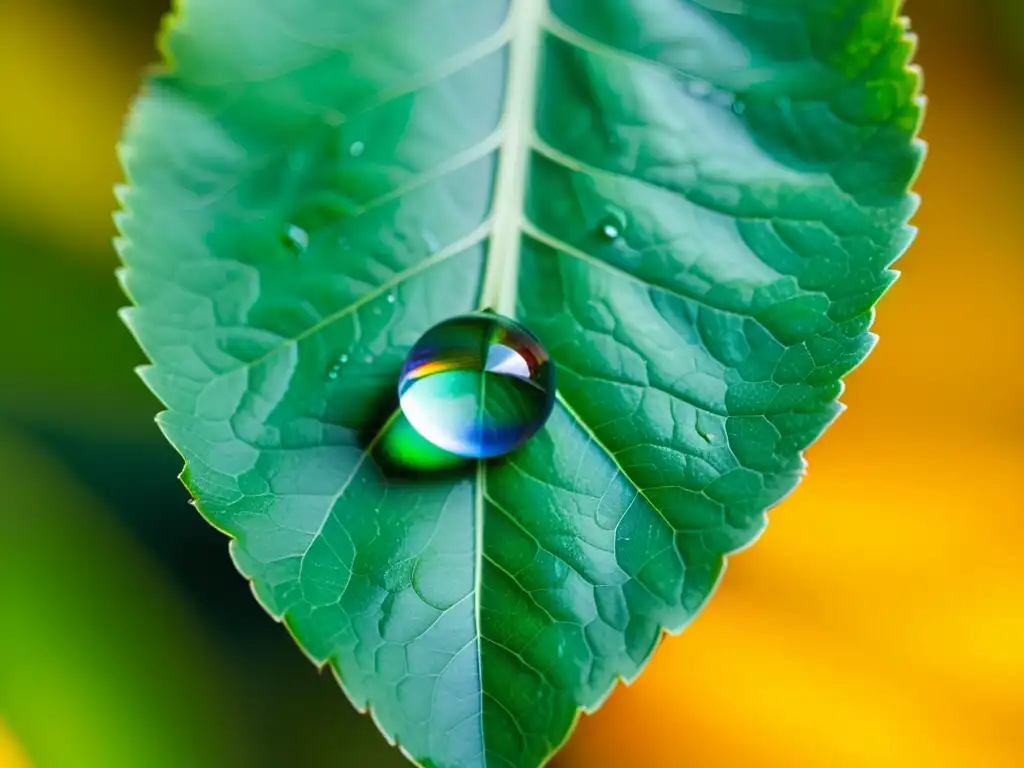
398, 314, 556, 459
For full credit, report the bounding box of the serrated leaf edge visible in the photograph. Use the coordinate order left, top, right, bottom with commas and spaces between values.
113, 1, 928, 765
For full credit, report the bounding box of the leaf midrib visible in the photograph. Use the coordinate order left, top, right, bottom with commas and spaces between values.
211, 1, 671, 758
478, 0, 547, 317
472, 0, 548, 760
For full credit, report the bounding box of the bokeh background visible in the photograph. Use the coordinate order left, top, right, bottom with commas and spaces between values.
0, 1, 1021, 766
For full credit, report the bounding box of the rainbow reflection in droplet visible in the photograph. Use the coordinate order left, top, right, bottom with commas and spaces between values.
398, 314, 556, 459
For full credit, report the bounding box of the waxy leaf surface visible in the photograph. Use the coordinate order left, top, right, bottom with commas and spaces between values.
117, 1, 923, 765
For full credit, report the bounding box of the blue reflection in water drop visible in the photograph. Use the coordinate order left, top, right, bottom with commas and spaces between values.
398, 314, 556, 459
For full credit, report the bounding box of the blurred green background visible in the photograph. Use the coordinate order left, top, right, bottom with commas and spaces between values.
0, 1, 1021, 766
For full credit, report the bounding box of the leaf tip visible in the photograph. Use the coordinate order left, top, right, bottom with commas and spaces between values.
113, 229, 130, 255
368, 704, 399, 748
116, 140, 138, 176
135, 363, 157, 386
113, 183, 131, 208
118, 305, 138, 332
326, 662, 371, 716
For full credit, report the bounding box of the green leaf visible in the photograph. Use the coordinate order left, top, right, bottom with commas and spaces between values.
116, 1, 923, 766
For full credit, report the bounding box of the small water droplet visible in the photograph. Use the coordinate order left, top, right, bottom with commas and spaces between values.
424, 231, 440, 254
598, 211, 626, 241
284, 224, 309, 253
349, 141, 365, 157
387, 293, 396, 304
398, 314, 556, 459
327, 364, 342, 380
340, 354, 349, 364
732, 101, 746, 116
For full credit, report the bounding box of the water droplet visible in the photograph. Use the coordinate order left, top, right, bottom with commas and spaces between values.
349, 141, 365, 157
387, 293, 396, 304
598, 211, 626, 241
283, 224, 309, 253
327, 353, 351, 380
398, 314, 556, 459
732, 101, 746, 116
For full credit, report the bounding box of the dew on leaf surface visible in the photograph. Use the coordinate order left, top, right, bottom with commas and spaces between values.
398, 314, 556, 459
327, 354, 350, 380
283, 224, 309, 253
598, 211, 626, 241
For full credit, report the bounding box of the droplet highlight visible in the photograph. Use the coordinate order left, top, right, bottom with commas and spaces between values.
598, 211, 626, 241
349, 141, 365, 157
398, 314, 556, 459
327, 354, 349, 380
284, 224, 309, 253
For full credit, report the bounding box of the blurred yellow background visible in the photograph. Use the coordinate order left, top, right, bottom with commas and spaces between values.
0, 1, 1020, 766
